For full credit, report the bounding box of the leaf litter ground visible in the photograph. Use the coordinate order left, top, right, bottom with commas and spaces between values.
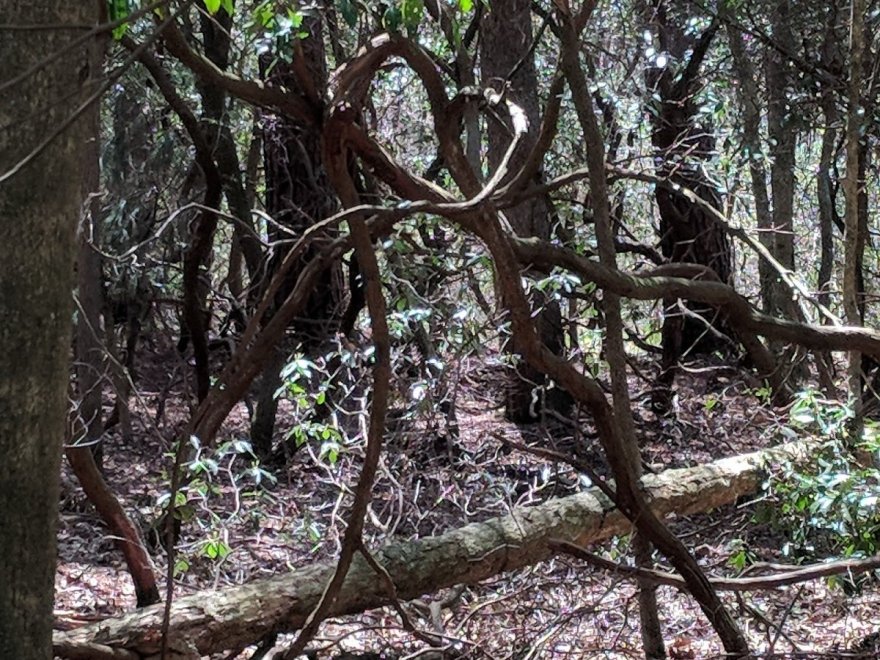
54, 341, 880, 658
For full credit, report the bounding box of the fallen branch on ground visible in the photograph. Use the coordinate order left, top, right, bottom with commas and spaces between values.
53, 439, 815, 659
549, 539, 880, 591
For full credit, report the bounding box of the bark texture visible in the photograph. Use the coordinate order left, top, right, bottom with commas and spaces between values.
53, 440, 813, 659
764, 0, 798, 319
844, 0, 867, 428
0, 2, 94, 658
646, 3, 733, 403
251, 17, 344, 456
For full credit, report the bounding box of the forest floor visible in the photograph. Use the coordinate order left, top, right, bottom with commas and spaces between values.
54, 337, 880, 659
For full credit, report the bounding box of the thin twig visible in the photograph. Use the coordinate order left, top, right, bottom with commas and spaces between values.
550, 539, 880, 591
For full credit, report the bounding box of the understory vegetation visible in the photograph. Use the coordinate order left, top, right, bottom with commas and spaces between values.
9, 0, 880, 658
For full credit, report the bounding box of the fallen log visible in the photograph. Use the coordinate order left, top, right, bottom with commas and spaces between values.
53, 440, 814, 659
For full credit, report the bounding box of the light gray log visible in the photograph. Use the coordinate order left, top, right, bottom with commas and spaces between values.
54, 440, 813, 659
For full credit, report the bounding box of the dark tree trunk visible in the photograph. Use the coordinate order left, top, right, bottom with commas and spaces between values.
480, 0, 571, 423
250, 346, 286, 458
764, 0, 798, 319
845, 0, 868, 433
179, 9, 238, 403
0, 2, 94, 658
646, 4, 732, 403
817, 98, 840, 311
251, 18, 344, 456
197, 12, 263, 294
812, 6, 844, 397
74, 22, 108, 469
815, 2, 845, 312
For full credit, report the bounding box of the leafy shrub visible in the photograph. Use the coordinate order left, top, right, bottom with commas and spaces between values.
752, 390, 880, 588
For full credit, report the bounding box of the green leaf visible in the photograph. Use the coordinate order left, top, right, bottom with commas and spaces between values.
173, 557, 190, 577
255, 2, 274, 26
339, 0, 359, 27
204, 0, 222, 14
383, 5, 402, 31
221, 0, 234, 15
107, 0, 131, 40
402, 0, 424, 34
458, 0, 474, 11
232, 439, 253, 455
202, 539, 231, 560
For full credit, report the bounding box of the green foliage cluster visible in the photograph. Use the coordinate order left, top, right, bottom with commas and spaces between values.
750, 391, 880, 588
278, 355, 345, 464
158, 436, 276, 577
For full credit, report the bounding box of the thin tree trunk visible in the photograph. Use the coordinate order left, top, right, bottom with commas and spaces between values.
74, 20, 109, 470
250, 346, 285, 458
844, 0, 866, 432
765, 0, 798, 319
817, 95, 839, 312
815, 20, 840, 398
67, 14, 160, 609
726, 13, 773, 310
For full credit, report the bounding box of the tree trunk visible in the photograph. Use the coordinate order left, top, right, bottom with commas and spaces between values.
53, 440, 815, 659
0, 2, 94, 658
764, 0, 798, 319
727, 15, 772, 311
74, 20, 109, 469
728, 1, 803, 385
814, 6, 843, 399
480, 0, 571, 423
817, 98, 839, 312
66, 15, 160, 609
252, 19, 344, 456
250, 346, 285, 458
844, 0, 866, 432
646, 4, 733, 405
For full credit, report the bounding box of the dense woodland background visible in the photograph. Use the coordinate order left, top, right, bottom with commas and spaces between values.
8, 0, 880, 657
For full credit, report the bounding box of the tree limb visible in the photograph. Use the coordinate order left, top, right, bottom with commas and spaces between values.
550, 539, 880, 592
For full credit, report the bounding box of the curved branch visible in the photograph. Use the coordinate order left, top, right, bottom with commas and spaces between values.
515, 164, 840, 326
160, 18, 319, 125
283, 101, 395, 657
511, 236, 880, 358
65, 444, 159, 607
